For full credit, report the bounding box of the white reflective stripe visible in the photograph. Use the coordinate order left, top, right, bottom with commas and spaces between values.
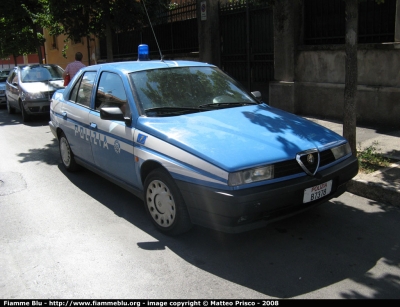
135, 147, 226, 185
134, 130, 229, 183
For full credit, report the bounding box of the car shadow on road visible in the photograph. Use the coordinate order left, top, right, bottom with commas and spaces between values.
0, 107, 50, 127
59, 165, 400, 299
6, 103, 399, 299
16, 138, 59, 165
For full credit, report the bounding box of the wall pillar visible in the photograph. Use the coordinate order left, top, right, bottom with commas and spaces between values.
269, 0, 302, 113
197, 0, 221, 66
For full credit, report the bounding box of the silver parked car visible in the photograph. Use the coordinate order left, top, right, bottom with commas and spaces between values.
0, 69, 11, 107
6, 64, 65, 121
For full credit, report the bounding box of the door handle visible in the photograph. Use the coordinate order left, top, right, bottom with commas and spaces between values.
62, 112, 67, 118
90, 122, 97, 129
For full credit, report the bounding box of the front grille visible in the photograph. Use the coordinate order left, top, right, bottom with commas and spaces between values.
44, 91, 56, 100
273, 148, 339, 179
42, 106, 50, 112
320, 149, 335, 167
274, 160, 303, 178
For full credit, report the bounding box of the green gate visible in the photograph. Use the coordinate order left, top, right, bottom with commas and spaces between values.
220, 0, 274, 101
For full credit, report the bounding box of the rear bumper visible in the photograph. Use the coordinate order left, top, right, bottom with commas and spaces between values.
49, 120, 57, 138
177, 155, 359, 233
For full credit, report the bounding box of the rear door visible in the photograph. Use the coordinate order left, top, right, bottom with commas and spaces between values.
88, 71, 140, 188
59, 71, 97, 165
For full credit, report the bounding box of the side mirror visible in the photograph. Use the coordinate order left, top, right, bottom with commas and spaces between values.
100, 107, 132, 126
251, 91, 269, 105
251, 91, 262, 101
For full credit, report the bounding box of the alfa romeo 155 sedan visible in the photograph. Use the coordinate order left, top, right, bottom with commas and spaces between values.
49, 47, 358, 235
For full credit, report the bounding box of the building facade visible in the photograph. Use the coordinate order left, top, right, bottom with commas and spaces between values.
270, 0, 400, 127
42, 29, 101, 69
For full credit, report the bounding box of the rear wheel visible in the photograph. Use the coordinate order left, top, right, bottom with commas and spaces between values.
59, 132, 79, 172
144, 168, 192, 235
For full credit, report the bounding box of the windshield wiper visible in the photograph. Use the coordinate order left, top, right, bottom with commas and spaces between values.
198, 102, 257, 109
145, 106, 207, 117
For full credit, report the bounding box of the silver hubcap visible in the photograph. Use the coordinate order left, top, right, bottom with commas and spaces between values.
146, 180, 176, 227
60, 137, 71, 167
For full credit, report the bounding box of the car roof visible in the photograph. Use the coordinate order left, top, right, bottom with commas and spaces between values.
85, 60, 216, 74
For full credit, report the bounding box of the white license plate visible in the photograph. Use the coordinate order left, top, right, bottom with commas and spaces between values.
303, 180, 332, 203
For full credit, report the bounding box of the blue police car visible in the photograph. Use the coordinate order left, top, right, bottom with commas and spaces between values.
49, 46, 358, 235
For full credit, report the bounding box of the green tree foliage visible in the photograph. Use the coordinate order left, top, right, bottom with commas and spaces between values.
0, 0, 48, 64
0, 0, 169, 64
46, 0, 170, 62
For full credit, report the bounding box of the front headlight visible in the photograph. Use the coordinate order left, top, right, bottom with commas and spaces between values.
228, 165, 274, 186
331, 143, 352, 160
21, 91, 45, 100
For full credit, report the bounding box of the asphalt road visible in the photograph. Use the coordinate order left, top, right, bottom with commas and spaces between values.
1, 108, 400, 299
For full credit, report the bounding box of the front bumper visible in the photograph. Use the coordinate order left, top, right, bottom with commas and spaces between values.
177, 155, 359, 233
22, 100, 51, 115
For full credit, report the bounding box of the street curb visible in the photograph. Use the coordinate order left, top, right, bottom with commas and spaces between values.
346, 162, 400, 207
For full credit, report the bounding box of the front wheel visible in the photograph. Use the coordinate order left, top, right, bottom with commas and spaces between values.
59, 132, 79, 172
7, 98, 15, 114
19, 101, 30, 122
144, 168, 192, 235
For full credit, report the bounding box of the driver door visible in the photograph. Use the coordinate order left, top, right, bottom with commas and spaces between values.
88, 71, 140, 189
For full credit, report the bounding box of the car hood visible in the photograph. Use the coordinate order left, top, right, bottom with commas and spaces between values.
137, 105, 346, 171
20, 80, 64, 92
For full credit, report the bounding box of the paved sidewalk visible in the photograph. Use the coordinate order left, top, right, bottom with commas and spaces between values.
305, 117, 400, 207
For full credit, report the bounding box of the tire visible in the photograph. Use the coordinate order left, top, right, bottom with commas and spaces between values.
7, 98, 15, 114
59, 132, 79, 172
19, 101, 30, 122
144, 168, 192, 235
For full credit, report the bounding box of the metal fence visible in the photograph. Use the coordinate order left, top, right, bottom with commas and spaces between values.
304, 0, 396, 45
100, 1, 198, 60
220, 0, 274, 94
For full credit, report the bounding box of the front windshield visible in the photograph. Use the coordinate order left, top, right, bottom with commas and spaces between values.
21, 65, 64, 83
129, 66, 257, 116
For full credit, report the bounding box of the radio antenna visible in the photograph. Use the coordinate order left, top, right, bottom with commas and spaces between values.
141, 0, 164, 61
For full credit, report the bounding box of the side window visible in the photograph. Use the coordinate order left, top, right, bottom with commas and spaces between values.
12, 70, 18, 84
7, 70, 16, 84
69, 71, 96, 107
69, 75, 82, 102
95, 72, 129, 116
